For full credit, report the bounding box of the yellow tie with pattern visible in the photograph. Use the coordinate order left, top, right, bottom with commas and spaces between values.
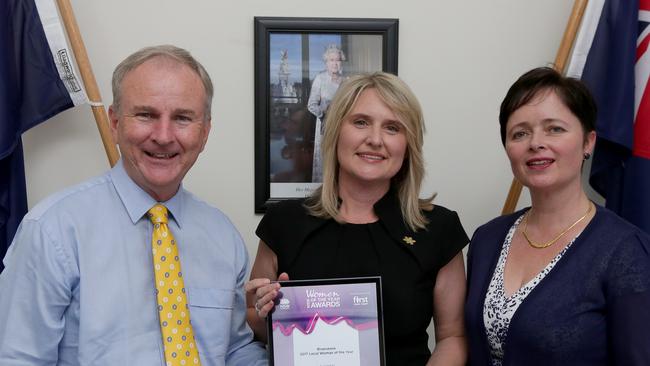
148, 204, 202, 366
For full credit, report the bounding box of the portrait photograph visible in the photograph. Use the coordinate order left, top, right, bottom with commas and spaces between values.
254, 17, 398, 212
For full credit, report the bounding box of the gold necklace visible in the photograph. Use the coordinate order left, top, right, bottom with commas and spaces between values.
521, 202, 593, 249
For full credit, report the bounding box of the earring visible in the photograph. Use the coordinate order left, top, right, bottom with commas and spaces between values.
583, 152, 591, 160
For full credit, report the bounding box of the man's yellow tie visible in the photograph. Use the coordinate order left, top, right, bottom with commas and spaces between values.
148, 204, 202, 366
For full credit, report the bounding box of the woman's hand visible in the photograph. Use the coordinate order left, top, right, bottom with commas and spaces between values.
245, 272, 290, 319
245, 240, 279, 342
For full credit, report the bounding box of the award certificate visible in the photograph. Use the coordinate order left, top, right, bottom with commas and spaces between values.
267, 277, 385, 366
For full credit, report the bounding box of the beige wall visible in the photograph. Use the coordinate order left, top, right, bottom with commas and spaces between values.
24, 1, 576, 279
25, 0, 576, 250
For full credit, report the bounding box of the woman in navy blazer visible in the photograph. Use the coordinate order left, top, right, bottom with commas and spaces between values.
465, 67, 650, 365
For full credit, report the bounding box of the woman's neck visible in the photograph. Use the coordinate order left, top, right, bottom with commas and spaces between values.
337, 175, 389, 224
528, 183, 592, 228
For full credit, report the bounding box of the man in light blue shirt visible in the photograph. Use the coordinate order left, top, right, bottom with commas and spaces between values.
0, 45, 267, 366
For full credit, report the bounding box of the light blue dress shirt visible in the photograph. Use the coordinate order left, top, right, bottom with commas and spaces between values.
0, 160, 267, 366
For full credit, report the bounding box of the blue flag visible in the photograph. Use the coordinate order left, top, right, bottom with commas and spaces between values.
1, 0, 86, 271
568, 0, 650, 233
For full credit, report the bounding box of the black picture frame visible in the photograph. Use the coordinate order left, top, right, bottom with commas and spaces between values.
254, 17, 399, 213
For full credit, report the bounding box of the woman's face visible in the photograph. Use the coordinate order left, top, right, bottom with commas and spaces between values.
336, 88, 407, 190
325, 52, 342, 75
504, 90, 595, 193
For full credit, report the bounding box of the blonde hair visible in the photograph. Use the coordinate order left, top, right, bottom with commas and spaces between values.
305, 72, 433, 231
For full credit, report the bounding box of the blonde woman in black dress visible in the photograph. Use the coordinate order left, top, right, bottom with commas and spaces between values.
247, 72, 469, 365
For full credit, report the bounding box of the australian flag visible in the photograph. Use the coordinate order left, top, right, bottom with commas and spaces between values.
1, 0, 86, 271
568, 0, 650, 233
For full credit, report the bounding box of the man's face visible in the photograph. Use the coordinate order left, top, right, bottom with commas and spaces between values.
109, 57, 211, 201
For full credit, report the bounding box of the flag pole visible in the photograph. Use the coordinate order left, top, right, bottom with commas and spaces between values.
501, 0, 589, 215
55, 0, 120, 167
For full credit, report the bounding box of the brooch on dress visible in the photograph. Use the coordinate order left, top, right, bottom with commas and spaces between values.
402, 236, 416, 245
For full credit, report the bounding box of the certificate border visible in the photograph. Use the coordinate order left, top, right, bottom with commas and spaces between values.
267, 276, 385, 366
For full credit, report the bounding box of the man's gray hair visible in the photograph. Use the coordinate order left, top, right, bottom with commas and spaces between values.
111, 45, 213, 119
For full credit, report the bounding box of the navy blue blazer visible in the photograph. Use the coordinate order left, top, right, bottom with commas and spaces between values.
465, 205, 650, 365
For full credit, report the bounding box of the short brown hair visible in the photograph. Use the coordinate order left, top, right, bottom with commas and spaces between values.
499, 67, 596, 145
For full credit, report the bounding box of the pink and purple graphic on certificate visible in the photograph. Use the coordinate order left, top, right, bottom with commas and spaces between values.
271, 282, 381, 366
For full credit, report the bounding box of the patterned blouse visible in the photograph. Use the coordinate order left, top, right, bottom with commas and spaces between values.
482, 214, 579, 366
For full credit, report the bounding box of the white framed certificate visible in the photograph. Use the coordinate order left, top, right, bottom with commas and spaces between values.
267, 277, 385, 366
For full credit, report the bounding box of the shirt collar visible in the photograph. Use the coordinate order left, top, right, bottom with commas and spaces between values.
373, 189, 438, 270
110, 159, 185, 227
372, 188, 403, 229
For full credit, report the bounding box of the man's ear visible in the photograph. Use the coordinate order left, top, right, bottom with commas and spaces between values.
108, 105, 119, 143
200, 118, 212, 152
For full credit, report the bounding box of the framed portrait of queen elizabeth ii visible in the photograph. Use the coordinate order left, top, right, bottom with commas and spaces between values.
254, 16, 399, 213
